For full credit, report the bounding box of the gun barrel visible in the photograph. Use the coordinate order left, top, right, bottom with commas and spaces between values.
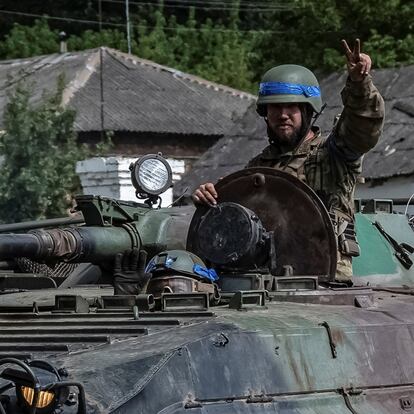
0, 205, 194, 263
0, 226, 140, 263
68, 226, 140, 262
0, 234, 46, 259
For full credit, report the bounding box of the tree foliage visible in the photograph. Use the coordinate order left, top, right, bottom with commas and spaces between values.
133, 10, 255, 91
254, 0, 414, 77
0, 80, 89, 222
67, 28, 133, 52
0, 1, 411, 221
0, 1, 413, 89
0, 19, 59, 59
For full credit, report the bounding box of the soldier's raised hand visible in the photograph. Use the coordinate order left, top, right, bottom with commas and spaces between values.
192, 183, 218, 207
342, 38, 372, 82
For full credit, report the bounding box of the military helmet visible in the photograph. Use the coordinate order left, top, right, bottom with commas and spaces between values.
257, 64, 322, 116
145, 250, 219, 301
145, 249, 216, 280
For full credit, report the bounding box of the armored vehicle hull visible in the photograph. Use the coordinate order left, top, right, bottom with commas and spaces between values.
0, 164, 413, 414
1, 285, 414, 413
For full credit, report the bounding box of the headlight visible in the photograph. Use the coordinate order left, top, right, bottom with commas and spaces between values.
130, 154, 172, 196
19, 386, 56, 410
0, 358, 85, 414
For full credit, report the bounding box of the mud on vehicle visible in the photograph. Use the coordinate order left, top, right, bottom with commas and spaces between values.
0, 155, 413, 414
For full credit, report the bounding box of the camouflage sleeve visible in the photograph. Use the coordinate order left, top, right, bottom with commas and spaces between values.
245, 145, 275, 168
331, 75, 385, 160
245, 154, 261, 168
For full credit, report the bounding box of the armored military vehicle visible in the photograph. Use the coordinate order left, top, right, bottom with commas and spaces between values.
0, 154, 413, 414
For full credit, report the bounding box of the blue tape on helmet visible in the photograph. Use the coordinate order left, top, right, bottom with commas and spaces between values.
259, 81, 320, 98
193, 264, 219, 282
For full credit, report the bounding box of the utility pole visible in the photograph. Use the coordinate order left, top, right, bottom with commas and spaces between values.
125, 0, 131, 54
98, 0, 102, 32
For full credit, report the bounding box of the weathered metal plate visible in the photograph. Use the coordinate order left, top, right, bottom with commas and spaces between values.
188, 168, 337, 280
353, 213, 414, 286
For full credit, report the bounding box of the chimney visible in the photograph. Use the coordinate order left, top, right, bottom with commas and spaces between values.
59, 31, 68, 53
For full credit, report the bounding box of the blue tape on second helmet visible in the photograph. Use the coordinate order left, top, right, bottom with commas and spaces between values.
193, 264, 219, 282
259, 81, 320, 98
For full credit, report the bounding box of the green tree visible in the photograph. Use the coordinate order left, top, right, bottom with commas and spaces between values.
0, 19, 133, 59
190, 18, 255, 91
134, 11, 176, 66
134, 8, 255, 91
1, 0, 412, 92
0, 81, 89, 222
0, 19, 59, 59
254, 0, 414, 77
67, 29, 134, 52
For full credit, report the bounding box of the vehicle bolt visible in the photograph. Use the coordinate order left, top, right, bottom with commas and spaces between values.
65, 392, 77, 406
58, 367, 69, 377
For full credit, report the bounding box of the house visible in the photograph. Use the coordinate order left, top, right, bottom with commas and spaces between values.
0, 47, 255, 204
174, 66, 414, 213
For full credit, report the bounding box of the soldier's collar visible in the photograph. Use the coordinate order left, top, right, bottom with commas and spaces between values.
295, 127, 322, 155
263, 127, 321, 159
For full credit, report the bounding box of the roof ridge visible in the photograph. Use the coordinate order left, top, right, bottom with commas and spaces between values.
0, 48, 102, 66
61, 49, 101, 106
103, 47, 256, 100
0, 48, 104, 106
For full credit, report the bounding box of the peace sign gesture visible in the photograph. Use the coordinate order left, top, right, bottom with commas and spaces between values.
342, 38, 372, 82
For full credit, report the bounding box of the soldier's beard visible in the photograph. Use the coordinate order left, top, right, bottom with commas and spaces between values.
267, 104, 314, 150
267, 124, 302, 150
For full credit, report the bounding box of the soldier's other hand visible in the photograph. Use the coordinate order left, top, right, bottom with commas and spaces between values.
113, 249, 151, 295
192, 183, 218, 207
342, 38, 372, 82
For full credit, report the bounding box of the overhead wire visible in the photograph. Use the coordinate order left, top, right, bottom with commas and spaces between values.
155, 0, 289, 5
0, 9, 125, 27
98, 0, 295, 7
95, 0, 299, 12
0, 9, 285, 33
157, 0, 294, 8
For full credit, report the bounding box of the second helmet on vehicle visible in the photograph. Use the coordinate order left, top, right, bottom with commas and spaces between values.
145, 249, 218, 281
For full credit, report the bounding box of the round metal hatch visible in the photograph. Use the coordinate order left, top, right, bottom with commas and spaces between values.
187, 168, 337, 280
197, 202, 267, 267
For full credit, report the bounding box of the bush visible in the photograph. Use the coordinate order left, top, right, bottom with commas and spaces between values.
0, 79, 90, 222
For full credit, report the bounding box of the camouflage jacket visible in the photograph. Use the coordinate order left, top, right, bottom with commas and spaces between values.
247, 76, 385, 219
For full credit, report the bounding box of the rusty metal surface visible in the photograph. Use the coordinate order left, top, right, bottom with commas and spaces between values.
188, 168, 337, 279
1, 289, 414, 413
269, 286, 375, 306
1, 165, 414, 413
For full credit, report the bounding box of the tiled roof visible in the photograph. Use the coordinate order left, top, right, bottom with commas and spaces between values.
318, 67, 414, 180
173, 102, 267, 198
0, 47, 255, 136
175, 66, 414, 199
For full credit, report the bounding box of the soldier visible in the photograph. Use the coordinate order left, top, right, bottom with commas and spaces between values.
192, 39, 385, 282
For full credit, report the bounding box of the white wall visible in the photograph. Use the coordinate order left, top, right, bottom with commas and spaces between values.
76, 156, 186, 206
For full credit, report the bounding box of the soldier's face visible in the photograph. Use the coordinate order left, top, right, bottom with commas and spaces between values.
266, 103, 302, 145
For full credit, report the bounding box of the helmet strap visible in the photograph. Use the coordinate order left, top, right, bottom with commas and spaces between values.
298, 103, 314, 140
311, 102, 327, 127
275, 102, 327, 171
